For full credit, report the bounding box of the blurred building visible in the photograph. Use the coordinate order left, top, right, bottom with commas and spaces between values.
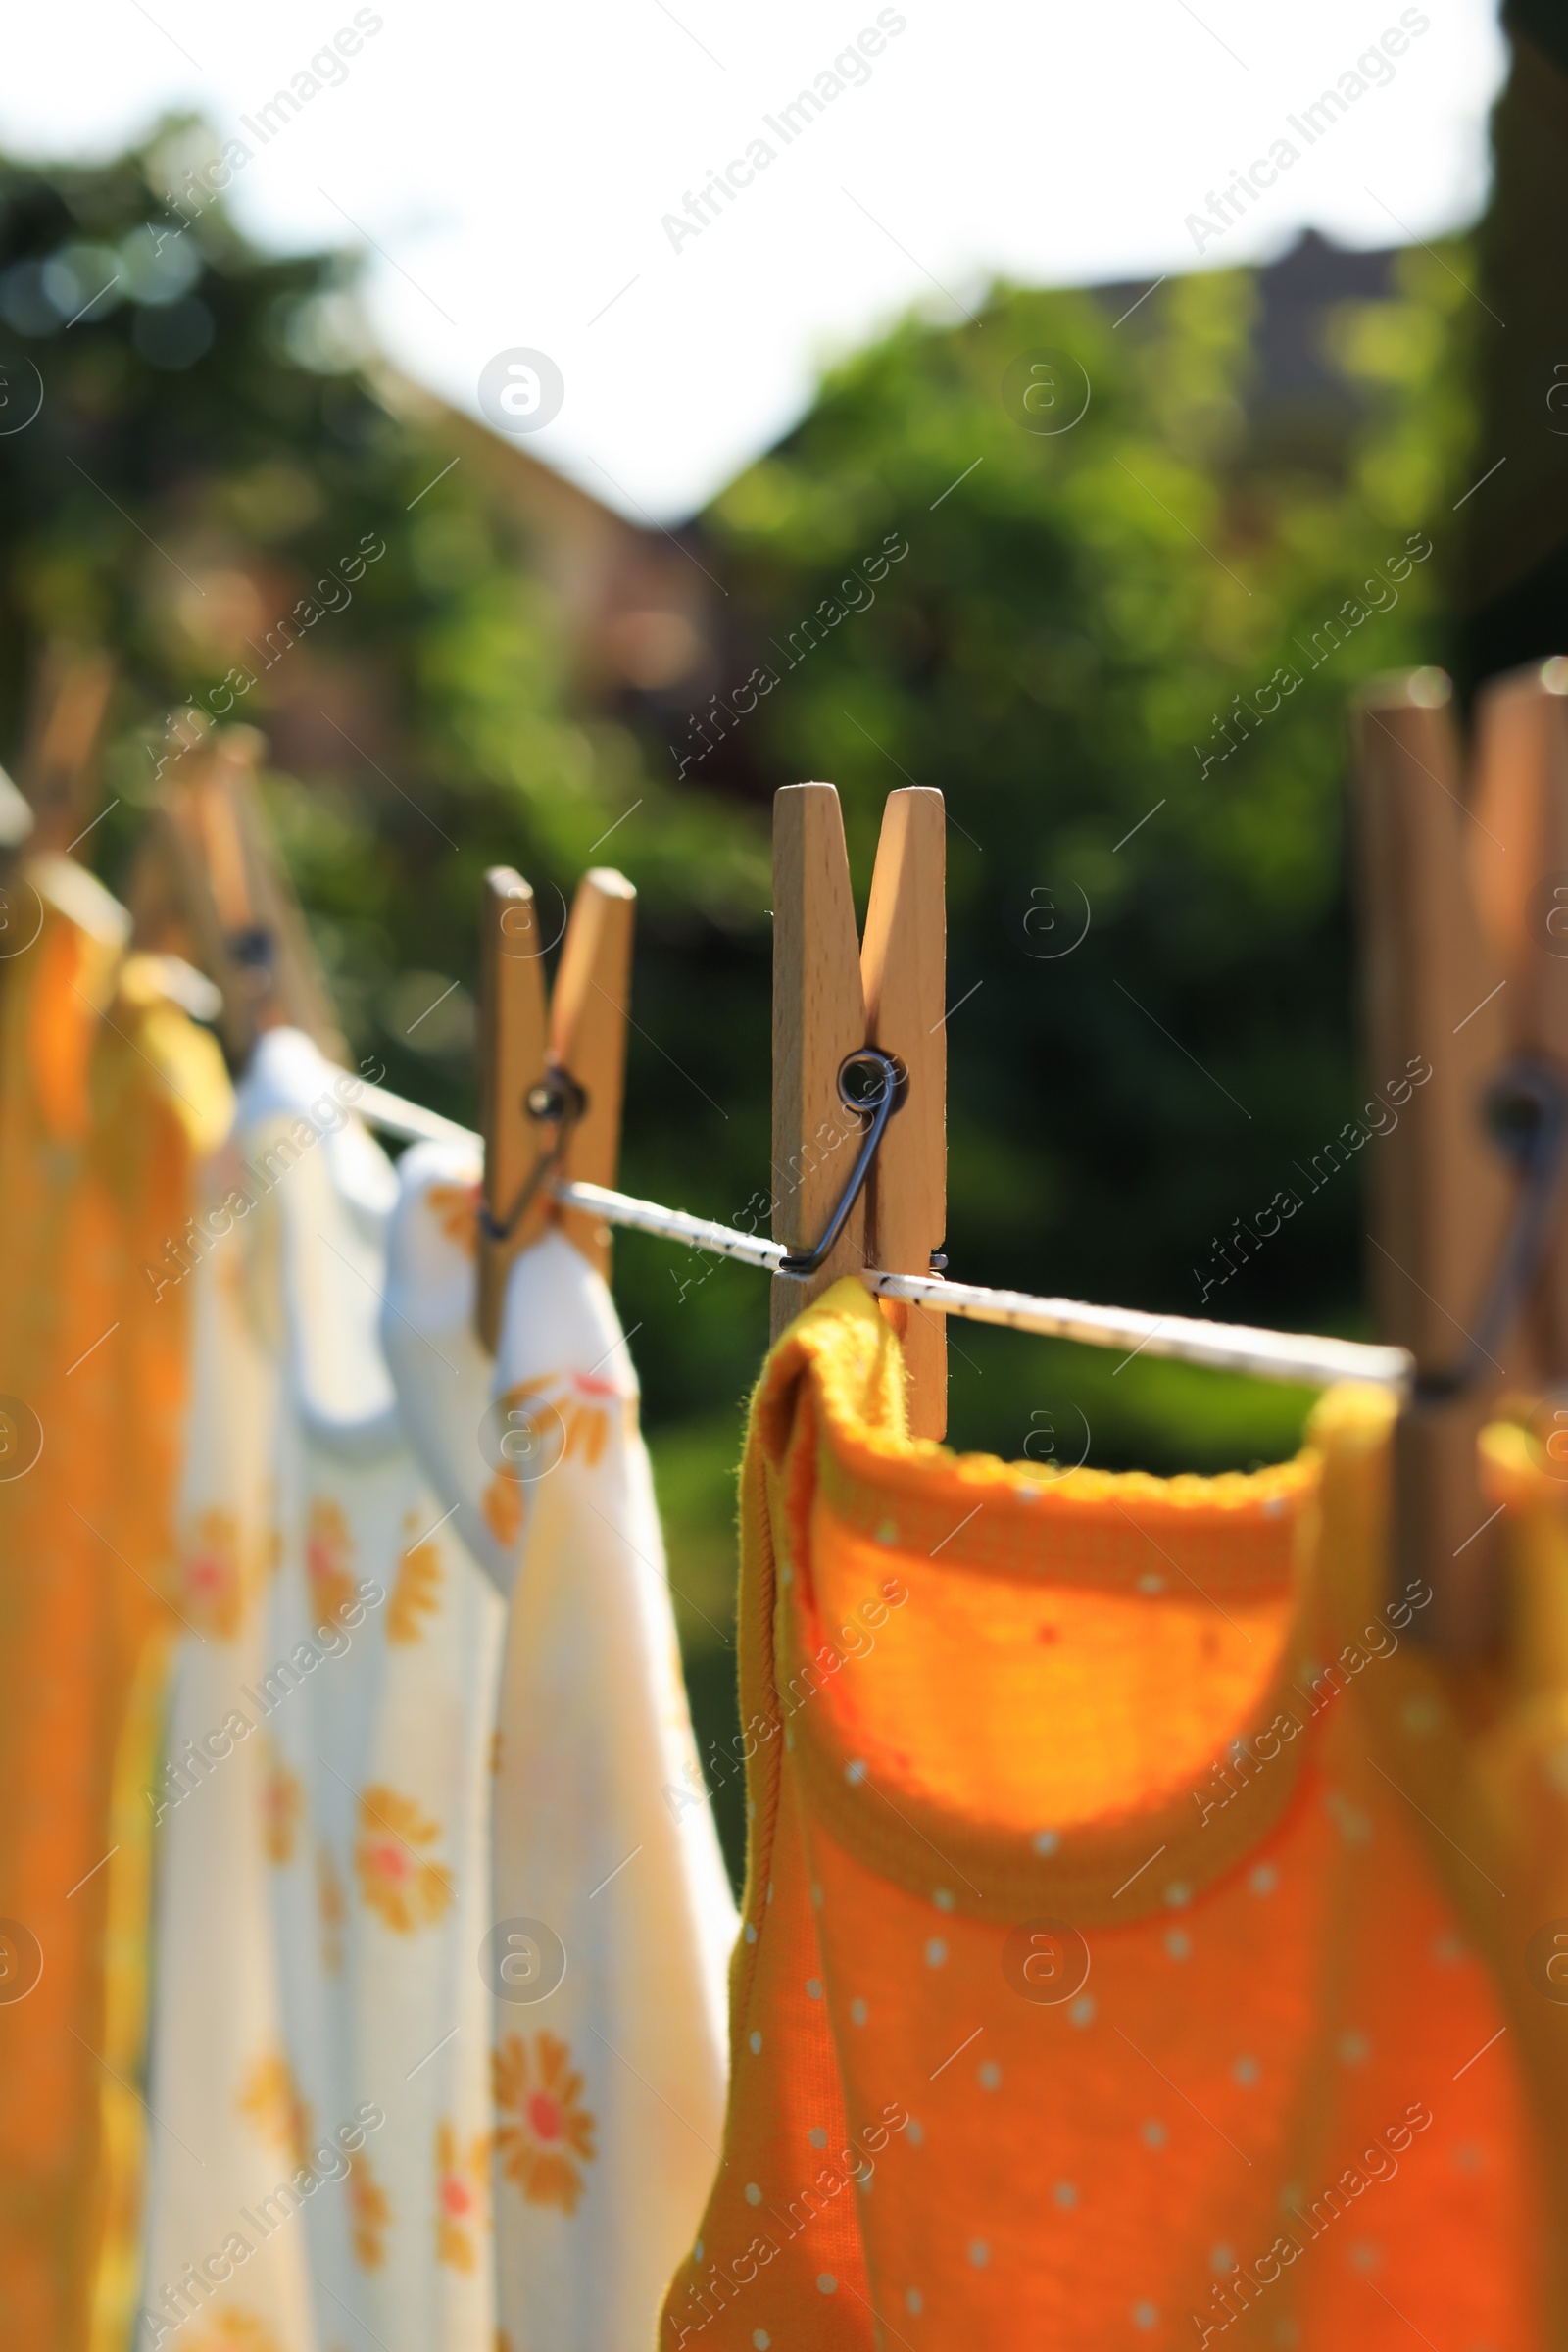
374, 368, 719, 710
390, 226, 1407, 788
1093, 227, 1400, 475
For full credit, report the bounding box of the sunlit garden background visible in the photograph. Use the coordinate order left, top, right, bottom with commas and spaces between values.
0, 120, 1496, 1872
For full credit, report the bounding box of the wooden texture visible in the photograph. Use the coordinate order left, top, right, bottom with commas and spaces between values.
18, 644, 114, 855
861, 787, 948, 1437
127, 725, 345, 1067
769, 782, 951, 1437
1469, 657, 1568, 1378
219, 732, 346, 1060
477, 865, 635, 1346
127, 799, 249, 1057
478, 868, 549, 1351
1355, 672, 1513, 1652
549, 868, 637, 1280
770, 785, 868, 1341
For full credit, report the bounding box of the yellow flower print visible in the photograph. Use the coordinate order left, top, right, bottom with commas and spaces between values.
435, 2119, 492, 2272
186, 2312, 284, 2352
317, 1841, 345, 1975
237, 2054, 311, 2167
305, 1496, 358, 1631
557, 1369, 620, 1466
494, 2032, 597, 2215
261, 1750, 302, 1865
479, 1369, 624, 1548
355, 1785, 454, 1932
481, 1465, 524, 1548
427, 1181, 479, 1259
180, 1507, 245, 1638
388, 1535, 443, 1644
348, 2151, 391, 2270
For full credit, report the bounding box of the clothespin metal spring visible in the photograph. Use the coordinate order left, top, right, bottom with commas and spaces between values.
778, 1047, 905, 1280
1413, 1055, 1568, 1403
477, 1070, 587, 1248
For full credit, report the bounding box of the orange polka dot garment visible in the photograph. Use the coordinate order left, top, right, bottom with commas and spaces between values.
661, 1283, 1539, 2352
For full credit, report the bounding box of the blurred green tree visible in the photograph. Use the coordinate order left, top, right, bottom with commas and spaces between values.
678, 253, 1474, 1416
0, 122, 1480, 1471
0, 115, 767, 1127
0, 122, 1481, 1883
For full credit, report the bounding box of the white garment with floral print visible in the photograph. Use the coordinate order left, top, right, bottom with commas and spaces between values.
139, 1033, 502, 2352
381, 1142, 736, 2352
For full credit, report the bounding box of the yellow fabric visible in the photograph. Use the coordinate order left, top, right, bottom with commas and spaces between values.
0, 874, 231, 2352
662, 1283, 1543, 2351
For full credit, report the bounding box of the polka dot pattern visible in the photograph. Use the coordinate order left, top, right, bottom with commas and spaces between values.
661, 1311, 1530, 2352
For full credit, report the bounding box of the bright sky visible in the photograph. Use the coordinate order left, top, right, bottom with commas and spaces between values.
3, 0, 1506, 520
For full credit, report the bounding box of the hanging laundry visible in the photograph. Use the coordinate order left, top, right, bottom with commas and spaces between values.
1310, 1384, 1568, 2345
136, 1104, 305, 2352
379, 1144, 736, 2352
662, 1282, 1537, 2352
0, 858, 230, 2352
137, 1029, 503, 2352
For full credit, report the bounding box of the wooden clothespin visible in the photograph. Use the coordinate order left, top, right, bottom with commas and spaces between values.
770, 782, 948, 1438
1355, 660, 1568, 1653
476, 864, 636, 1351
128, 720, 345, 1067
16, 643, 114, 855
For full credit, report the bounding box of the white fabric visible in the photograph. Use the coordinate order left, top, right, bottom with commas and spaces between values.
139, 1138, 311, 2352
139, 1033, 503, 2352
381, 1143, 736, 2351
379, 1142, 514, 1596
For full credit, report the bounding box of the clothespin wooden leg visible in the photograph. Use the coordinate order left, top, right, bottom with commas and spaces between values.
217, 730, 346, 1060
128, 722, 346, 1069
770, 784, 869, 1341
548, 868, 636, 1281
770, 781, 950, 1440
478, 867, 548, 1351
1355, 671, 1513, 1654
862, 787, 948, 1439
1468, 657, 1568, 1382
477, 863, 637, 1347
18, 644, 114, 855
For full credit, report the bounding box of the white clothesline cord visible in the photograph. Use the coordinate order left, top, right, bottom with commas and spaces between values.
557, 1177, 784, 1270
343, 1087, 1410, 1391
555, 1178, 1413, 1394
355, 1076, 480, 1150
860, 1269, 1409, 1391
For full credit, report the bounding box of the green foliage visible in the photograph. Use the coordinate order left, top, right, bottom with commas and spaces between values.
0, 118, 1476, 1488
691, 254, 1474, 1365
0, 122, 1479, 1892
0, 118, 766, 1151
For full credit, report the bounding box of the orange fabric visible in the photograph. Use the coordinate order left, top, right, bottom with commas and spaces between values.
1329, 1391, 1568, 2345
0, 883, 230, 2352
662, 1283, 1541, 2351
